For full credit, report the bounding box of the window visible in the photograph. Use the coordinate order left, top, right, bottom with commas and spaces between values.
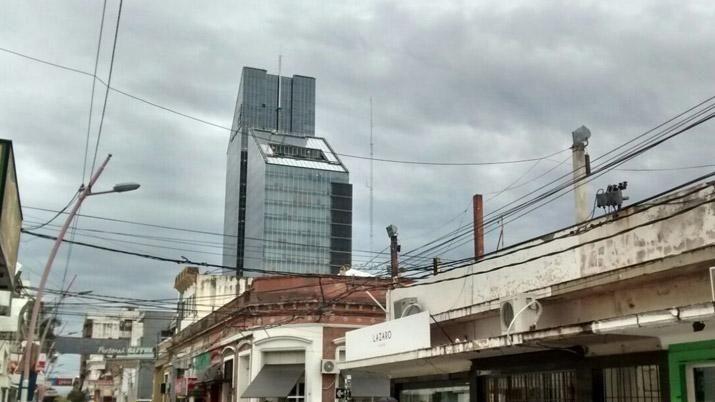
400, 384, 469, 402
280, 379, 305, 401
269, 144, 326, 162
483, 371, 575, 402
119, 320, 133, 332
686, 363, 715, 402
604, 364, 660, 402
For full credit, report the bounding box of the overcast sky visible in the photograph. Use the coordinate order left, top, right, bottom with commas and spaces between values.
3, 0, 715, 378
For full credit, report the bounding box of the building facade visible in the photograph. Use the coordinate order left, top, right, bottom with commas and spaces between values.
154, 275, 391, 402
223, 67, 316, 273
341, 179, 715, 402
172, 267, 248, 333
0, 139, 22, 300
0, 269, 31, 402
81, 309, 172, 402
241, 130, 351, 275
224, 67, 352, 276
0, 139, 27, 402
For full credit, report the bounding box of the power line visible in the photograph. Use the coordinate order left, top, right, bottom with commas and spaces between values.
617, 164, 715, 172
400, 99, 715, 262
22, 191, 80, 231
411, 171, 715, 280
406, 187, 715, 286
21, 207, 424, 260
20, 229, 396, 278
6, 44, 715, 273
61, 1, 109, 311
82, 0, 108, 184
0, 46, 574, 167
89, 0, 123, 176
337, 148, 570, 166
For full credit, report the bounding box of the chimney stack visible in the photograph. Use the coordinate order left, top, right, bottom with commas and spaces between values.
473, 194, 484, 260
571, 126, 592, 224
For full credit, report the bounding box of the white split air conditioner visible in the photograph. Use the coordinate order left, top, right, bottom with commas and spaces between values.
392, 297, 423, 319
499, 294, 542, 335
321, 359, 339, 374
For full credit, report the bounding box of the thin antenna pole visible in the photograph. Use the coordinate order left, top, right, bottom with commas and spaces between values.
369, 97, 374, 263
276, 54, 282, 132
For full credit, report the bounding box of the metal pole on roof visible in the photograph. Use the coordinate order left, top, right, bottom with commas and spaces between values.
276, 55, 282, 132
369, 97, 374, 264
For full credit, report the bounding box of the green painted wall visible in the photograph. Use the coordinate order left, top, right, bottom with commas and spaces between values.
669, 340, 715, 402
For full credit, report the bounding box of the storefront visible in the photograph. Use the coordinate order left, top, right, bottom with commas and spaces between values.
238, 328, 316, 401
394, 374, 470, 402
470, 350, 668, 402
173, 376, 196, 401
192, 350, 224, 402
668, 340, 715, 402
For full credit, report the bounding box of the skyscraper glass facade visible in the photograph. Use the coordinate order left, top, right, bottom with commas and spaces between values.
223, 67, 350, 276
241, 131, 351, 275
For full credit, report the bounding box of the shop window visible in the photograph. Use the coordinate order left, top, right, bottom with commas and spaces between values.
685, 363, 715, 402
279, 379, 305, 402
604, 364, 660, 402
400, 384, 470, 402
119, 320, 133, 332
483, 371, 575, 402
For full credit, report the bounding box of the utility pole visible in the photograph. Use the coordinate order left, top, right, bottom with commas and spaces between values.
571, 126, 592, 224
36, 275, 77, 402
19, 155, 139, 402
386, 225, 399, 279
432, 257, 441, 276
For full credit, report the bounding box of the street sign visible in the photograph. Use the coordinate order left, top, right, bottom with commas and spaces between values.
335, 387, 351, 400
49, 378, 74, 386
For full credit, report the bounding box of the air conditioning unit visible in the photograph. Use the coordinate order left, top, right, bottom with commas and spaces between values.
499, 294, 542, 335
321, 359, 339, 374
393, 297, 422, 319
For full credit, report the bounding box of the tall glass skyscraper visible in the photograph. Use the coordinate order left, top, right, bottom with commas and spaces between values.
223, 67, 352, 276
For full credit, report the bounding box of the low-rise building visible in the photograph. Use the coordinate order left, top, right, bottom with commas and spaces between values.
155, 275, 392, 402
0, 139, 22, 303
81, 309, 172, 402
342, 179, 715, 402
173, 267, 247, 333
0, 138, 23, 402
0, 267, 30, 402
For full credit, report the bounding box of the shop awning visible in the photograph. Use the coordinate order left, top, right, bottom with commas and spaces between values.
197, 363, 223, 383
241, 364, 304, 398
349, 371, 390, 397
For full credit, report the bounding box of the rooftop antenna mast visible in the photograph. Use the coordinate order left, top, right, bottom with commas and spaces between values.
276, 54, 282, 132
369, 97, 374, 263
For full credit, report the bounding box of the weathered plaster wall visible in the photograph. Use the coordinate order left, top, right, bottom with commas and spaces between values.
392, 184, 715, 321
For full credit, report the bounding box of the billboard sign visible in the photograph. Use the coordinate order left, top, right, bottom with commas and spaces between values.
54, 337, 154, 356
346, 311, 431, 361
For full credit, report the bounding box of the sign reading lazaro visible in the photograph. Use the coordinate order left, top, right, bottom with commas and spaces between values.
345, 311, 430, 361
372, 330, 392, 342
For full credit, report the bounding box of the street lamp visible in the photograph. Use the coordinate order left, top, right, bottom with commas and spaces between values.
88, 182, 141, 196
20, 154, 139, 402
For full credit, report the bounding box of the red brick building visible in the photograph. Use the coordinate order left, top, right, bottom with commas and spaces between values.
154, 275, 393, 402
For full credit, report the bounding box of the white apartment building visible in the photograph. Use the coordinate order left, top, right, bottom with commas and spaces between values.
173, 267, 249, 332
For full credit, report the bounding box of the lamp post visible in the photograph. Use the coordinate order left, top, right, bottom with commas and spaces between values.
19, 154, 139, 402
